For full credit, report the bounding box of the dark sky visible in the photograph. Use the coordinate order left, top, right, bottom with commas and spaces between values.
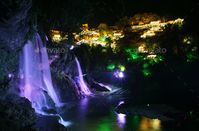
38, 0, 197, 16
127, 0, 195, 15
36, 0, 197, 29
88, 0, 197, 24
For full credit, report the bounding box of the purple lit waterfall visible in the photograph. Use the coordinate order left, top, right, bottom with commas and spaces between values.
19, 33, 61, 112
75, 57, 92, 95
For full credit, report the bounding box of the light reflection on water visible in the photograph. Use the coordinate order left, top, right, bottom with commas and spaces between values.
117, 113, 126, 128
139, 118, 161, 131
36, 97, 163, 131
65, 98, 162, 131
79, 98, 89, 116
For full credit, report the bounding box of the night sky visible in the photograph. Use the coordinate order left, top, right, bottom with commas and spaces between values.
36, 0, 197, 27
89, 0, 196, 24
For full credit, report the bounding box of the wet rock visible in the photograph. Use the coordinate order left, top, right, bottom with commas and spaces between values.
0, 93, 37, 130
0, 0, 32, 85
42, 107, 57, 114
90, 80, 110, 92
50, 49, 87, 100
0, 0, 32, 50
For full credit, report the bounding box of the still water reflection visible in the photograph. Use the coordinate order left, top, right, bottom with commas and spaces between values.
64, 97, 162, 131
37, 97, 163, 131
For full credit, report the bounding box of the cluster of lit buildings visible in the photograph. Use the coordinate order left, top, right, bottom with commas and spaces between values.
130, 18, 184, 60
50, 18, 184, 47
71, 18, 184, 50
131, 18, 184, 38
73, 23, 124, 49
49, 18, 184, 60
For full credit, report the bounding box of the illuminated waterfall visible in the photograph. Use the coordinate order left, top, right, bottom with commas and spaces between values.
75, 57, 92, 95
19, 33, 61, 111
19, 33, 71, 127
19, 34, 61, 112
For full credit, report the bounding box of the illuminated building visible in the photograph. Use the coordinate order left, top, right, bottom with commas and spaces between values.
73, 24, 124, 49
131, 18, 184, 39
138, 44, 148, 53
50, 30, 68, 43
147, 55, 157, 59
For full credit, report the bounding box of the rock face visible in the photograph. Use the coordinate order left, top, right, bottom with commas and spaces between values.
0, 0, 36, 130
0, 0, 32, 84
50, 49, 82, 100
0, 0, 32, 49
0, 91, 36, 130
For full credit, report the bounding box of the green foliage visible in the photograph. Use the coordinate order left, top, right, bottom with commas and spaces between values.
106, 64, 115, 71
142, 68, 152, 77
125, 48, 141, 61
186, 51, 199, 62
118, 64, 126, 71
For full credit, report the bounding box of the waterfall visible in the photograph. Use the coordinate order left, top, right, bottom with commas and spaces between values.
19, 33, 71, 127
19, 33, 61, 111
75, 57, 92, 95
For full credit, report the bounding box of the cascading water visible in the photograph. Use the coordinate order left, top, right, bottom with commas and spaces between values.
20, 33, 61, 111
75, 57, 92, 95
19, 33, 70, 127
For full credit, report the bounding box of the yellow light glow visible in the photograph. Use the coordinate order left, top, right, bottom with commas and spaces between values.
147, 55, 157, 59
139, 117, 161, 131
140, 118, 150, 130
152, 119, 161, 129
82, 23, 89, 31
50, 30, 68, 43
138, 44, 148, 53
183, 36, 192, 44
150, 20, 161, 25
131, 18, 184, 39
53, 34, 61, 41
141, 31, 156, 38
73, 24, 124, 49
